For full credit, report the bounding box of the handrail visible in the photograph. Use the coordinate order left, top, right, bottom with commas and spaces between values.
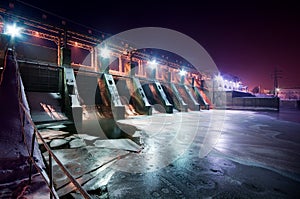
19, 102, 92, 199
5, 46, 90, 198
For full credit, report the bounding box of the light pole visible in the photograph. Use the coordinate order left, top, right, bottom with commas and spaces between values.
129, 50, 137, 77
275, 88, 280, 97
212, 78, 215, 105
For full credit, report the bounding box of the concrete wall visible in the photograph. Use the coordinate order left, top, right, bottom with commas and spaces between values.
280, 100, 300, 109
229, 97, 279, 110
214, 91, 280, 111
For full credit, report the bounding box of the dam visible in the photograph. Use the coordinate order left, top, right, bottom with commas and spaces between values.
1, 4, 298, 199
0, 8, 213, 198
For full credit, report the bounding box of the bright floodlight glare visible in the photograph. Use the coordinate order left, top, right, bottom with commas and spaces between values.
179, 69, 187, 76
214, 74, 223, 81
100, 47, 110, 58
5, 23, 22, 38
149, 59, 157, 68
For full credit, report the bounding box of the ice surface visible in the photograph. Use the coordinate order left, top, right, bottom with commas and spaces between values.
94, 139, 141, 152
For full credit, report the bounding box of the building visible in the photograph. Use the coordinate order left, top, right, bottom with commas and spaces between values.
278, 88, 300, 100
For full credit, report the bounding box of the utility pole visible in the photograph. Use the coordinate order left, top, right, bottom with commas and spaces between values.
271, 67, 282, 96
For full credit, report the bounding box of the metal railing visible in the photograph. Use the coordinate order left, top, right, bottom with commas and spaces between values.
19, 102, 92, 199
4, 47, 90, 198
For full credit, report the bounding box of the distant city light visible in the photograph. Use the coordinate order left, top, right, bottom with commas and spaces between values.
5, 23, 22, 38
179, 69, 187, 76
100, 47, 110, 58
148, 59, 157, 69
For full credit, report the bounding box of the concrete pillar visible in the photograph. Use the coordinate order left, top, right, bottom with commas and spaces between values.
103, 74, 125, 119
151, 68, 156, 79
60, 47, 71, 66
57, 37, 61, 66
91, 47, 95, 69
118, 56, 122, 73
168, 68, 173, 82
201, 79, 205, 90
180, 74, 185, 84
63, 67, 83, 133
94, 47, 98, 72
170, 83, 188, 112
140, 60, 145, 76
191, 77, 195, 87
124, 61, 131, 76
183, 84, 200, 111
130, 62, 136, 77
167, 72, 171, 83
132, 77, 152, 115
154, 80, 173, 113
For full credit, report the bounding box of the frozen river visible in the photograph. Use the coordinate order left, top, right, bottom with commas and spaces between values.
39, 109, 300, 198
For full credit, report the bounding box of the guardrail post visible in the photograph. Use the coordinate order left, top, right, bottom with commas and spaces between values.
28, 132, 36, 184
20, 102, 90, 198
49, 153, 53, 199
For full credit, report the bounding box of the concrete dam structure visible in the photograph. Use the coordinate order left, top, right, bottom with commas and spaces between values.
0, 11, 213, 197
0, 4, 295, 199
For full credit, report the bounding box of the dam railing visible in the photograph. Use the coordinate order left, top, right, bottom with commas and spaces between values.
19, 102, 92, 198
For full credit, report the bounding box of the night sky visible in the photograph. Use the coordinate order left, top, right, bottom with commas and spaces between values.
3, 0, 300, 90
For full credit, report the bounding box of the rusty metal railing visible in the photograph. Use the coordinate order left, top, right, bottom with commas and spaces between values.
19, 102, 92, 198
3, 47, 91, 198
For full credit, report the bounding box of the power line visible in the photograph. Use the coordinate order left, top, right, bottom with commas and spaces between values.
271, 67, 282, 94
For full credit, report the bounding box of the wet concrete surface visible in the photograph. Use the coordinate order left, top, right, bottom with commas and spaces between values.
108, 109, 300, 199
39, 109, 300, 198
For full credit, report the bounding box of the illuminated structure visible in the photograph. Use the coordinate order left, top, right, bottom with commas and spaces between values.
213, 73, 242, 91
0, 8, 208, 89
0, 4, 214, 120
277, 88, 300, 100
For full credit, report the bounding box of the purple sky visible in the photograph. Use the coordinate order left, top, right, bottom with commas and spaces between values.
3, 0, 300, 90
